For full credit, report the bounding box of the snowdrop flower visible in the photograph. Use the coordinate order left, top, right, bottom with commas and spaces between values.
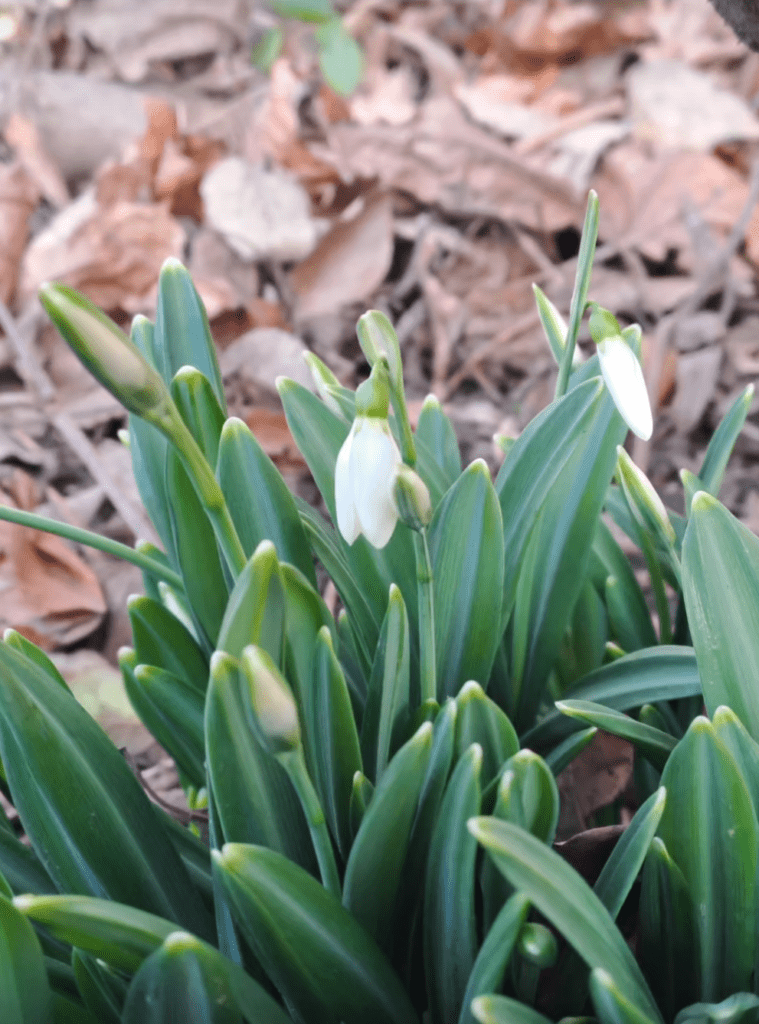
589, 304, 652, 441
597, 334, 653, 441
335, 415, 402, 549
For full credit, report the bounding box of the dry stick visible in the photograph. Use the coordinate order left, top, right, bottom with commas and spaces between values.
514, 96, 626, 157
442, 309, 541, 399
0, 297, 154, 540
632, 157, 759, 472
122, 748, 209, 828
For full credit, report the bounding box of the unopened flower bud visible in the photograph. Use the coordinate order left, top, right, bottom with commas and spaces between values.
39, 283, 168, 417
240, 645, 300, 756
392, 464, 432, 531
303, 351, 347, 418
616, 446, 677, 556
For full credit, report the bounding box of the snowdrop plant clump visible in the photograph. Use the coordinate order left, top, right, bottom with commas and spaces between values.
1, 191, 759, 1024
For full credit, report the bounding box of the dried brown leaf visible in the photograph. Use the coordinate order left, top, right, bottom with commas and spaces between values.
0, 161, 39, 305
4, 113, 68, 208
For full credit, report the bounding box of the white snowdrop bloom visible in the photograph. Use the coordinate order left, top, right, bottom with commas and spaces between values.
597, 334, 653, 441
335, 417, 402, 549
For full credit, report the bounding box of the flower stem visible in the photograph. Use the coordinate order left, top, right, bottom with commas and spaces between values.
415, 528, 437, 704
282, 749, 341, 898
0, 503, 184, 590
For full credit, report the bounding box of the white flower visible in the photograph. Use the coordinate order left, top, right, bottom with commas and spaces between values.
335, 417, 402, 549
597, 334, 653, 441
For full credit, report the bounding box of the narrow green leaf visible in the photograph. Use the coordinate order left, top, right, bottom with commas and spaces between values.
429, 461, 504, 700
349, 771, 374, 841
658, 717, 758, 1000
311, 627, 362, 859
154, 259, 226, 411
204, 652, 316, 874
698, 384, 754, 496
127, 594, 208, 694
639, 838, 698, 1021
471, 995, 555, 1024
544, 726, 597, 775
454, 681, 518, 787
522, 647, 701, 753
682, 493, 759, 739
216, 418, 316, 586
171, 367, 225, 467
0, 894, 53, 1024
0, 826, 56, 896
72, 950, 125, 1024
590, 519, 656, 652
533, 283, 568, 364
675, 993, 759, 1024
457, 893, 531, 1024
0, 644, 213, 939
216, 542, 285, 664
361, 584, 410, 781
556, 701, 676, 772
594, 787, 666, 918
425, 744, 482, 1024
343, 723, 432, 956
3, 630, 69, 691
215, 843, 419, 1024
469, 819, 662, 1023
590, 968, 662, 1024
416, 395, 461, 487
712, 705, 759, 822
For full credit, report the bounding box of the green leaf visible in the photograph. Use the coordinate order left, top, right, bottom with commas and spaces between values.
416, 395, 461, 487
457, 893, 531, 1024
556, 580, 608, 688
0, 643, 213, 939
429, 461, 504, 700
698, 384, 754, 496
425, 744, 482, 1024
204, 652, 316, 874
349, 771, 374, 841
555, 190, 599, 398
639, 837, 698, 1021
522, 647, 701, 753
469, 819, 662, 1023
153, 259, 226, 411
454, 681, 519, 787
216, 542, 285, 665
122, 932, 245, 1024
556, 701, 676, 772
361, 584, 410, 781
127, 594, 208, 694
594, 787, 666, 918
533, 284, 568, 364
712, 705, 759, 821
215, 843, 419, 1024
682, 493, 759, 739
171, 367, 225, 467
72, 950, 125, 1024
267, 0, 334, 22
544, 725, 597, 775
590, 968, 662, 1024
658, 716, 757, 1000
0, 894, 53, 1024
590, 519, 656, 652
3, 630, 70, 691
310, 627, 362, 859
676, 993, 759, 1024
216, 418, 316, 586
343, 723, 432, 956
471, 995, 555, 1024
166, 447, 229, 647
315, 18, 363, 95
0, 825, 56, 896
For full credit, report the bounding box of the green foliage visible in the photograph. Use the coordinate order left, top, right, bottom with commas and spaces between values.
1, 204, 756, 1023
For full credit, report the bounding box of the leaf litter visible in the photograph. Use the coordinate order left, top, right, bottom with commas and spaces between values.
0, 0, 757, 823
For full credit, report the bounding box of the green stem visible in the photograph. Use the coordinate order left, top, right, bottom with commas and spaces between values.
641, 533, 672, 644
0, 503, 184, 590
282, 749, 341, 898
414, 528, 437, 704
154, 401, 247, 579
555, 191, 599, 400
392, 389, 417, 467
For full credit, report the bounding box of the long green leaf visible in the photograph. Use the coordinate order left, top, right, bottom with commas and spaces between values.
127, 594, 208, 693
215, 843, 419, 1024
556, 701, 676, 772
361, 584, 410, 781
470, 819, 662, 1023
658, 716, 757, 1000
590, 968, 662, 1024
471, 995, 555, 1024
216, 541, 285, 664
682, 493, 759, 739
0, 894, 52, 1024
0, 643, 212, 939
425, 744, 482, 1024
594, 787, 666, 917
698, 384, 754, 496
454, 681, 518, 788
428, 461, 504, 700
415, 395, 461, 487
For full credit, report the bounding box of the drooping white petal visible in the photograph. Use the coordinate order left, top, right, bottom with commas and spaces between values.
597, 335, 653, 441
349, 419, 402, 549
335, 425, 360, 544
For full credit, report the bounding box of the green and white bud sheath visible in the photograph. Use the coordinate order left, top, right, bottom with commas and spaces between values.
303, 351, 353, 420
356, 311, 416, 465
239, 645, 340, 897
392, 464, 432, 532
335, 360, 403, 550
39, 282, 246, 579
589, 303, 653, 442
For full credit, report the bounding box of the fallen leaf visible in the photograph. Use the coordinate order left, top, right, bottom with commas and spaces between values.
245, 407, 307, 474
4, 112, 69, 208
351, 66, 420, 127
557, 730, 634, 832
455, 76, 558, 139
670, 346, 723, 432
201, 156, 318, 262
290, 192, 394, 319
0, 161, 39, 305
627, 59, 759, 150
219, 327, 313, 395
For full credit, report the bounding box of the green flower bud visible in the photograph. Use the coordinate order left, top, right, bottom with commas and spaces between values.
39, 283, 168, 417
616, 446, 676, 547
240, 645, 301, 755
392, 463, 432, 531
